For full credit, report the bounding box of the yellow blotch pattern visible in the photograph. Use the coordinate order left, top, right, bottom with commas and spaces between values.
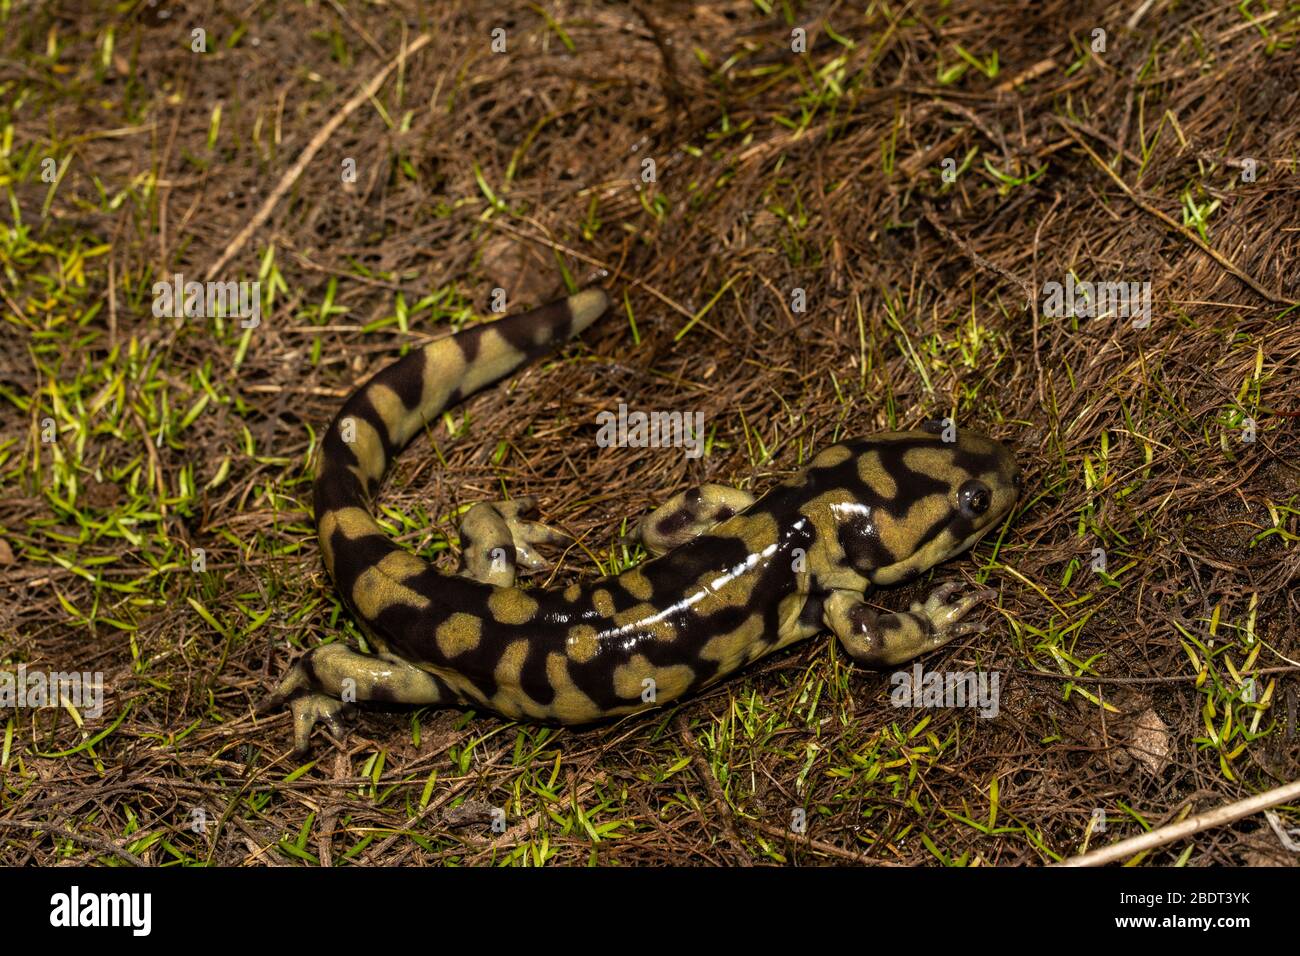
735, 511, 779, 555
855, 450, 898, 498
612, 603, 678, 643
699, 614, 765, 673
365, 383, 408, 446
490, 639, 533, 718
901, 447, 963, 488
343, 415, 387, 486
619, 570, 653, 602
351, 560, 431, 620
318, 506, 382, 574
591, 589, 615, 617
419, 342, 466, 421
613, 654, 694, 704
565, 625, 600, 663
811, 444, 852, 468
545, 653, 601, 722
436, 612, 482, 658
488, 588, 540, 624
459, 328, 527, 395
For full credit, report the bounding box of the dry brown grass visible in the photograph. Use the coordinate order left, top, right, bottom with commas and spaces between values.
1, 0, 1298, 866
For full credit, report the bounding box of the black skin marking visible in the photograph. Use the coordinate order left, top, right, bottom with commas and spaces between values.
366, 433, 1006, 713
799, 593, 825, 628
838, 512, 896, 575
655, 509, 694, 537
373, 514, 797, 711
269, 289, 1019, 752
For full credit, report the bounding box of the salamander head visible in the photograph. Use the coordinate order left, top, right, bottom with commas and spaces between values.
828, 428, 1019, 586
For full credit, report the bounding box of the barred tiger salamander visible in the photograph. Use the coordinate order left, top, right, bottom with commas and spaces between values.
263, 288, 1020, 754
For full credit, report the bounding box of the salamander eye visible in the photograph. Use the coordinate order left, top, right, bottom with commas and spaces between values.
958, 480, 991, 519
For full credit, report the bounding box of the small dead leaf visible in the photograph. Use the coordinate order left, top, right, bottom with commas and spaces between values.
83, 480, 123, 509
442, 798, 498, 830
1128, 707, 1170, 775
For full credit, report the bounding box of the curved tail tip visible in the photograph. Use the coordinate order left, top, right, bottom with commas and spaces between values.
567, 287, 610, 332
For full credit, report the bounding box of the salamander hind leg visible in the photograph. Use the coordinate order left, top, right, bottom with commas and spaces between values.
635, 484, 756, 556
823, 583, 998, 667
458, 496, 570, 586
259, 644, 450, 756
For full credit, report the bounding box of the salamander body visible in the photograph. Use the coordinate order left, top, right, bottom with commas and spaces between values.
264, 289, 1019, 753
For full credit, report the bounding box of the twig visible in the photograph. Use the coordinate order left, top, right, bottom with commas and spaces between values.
748, 820, 903, 866
206, 33, 433, 280
1030, 190, 1063, 381
1057, 119, 1295, 306
1019, 665, 1300, 685
631, 3, 691, 124
361, 740, 505, 863
1126, 0, 1159, 30
1055, 777, 1300, 866
325, 0, 387, 59
922, 204, 1034, 300
995, 57, 1057, 94
490, 217, 696, 320
0, 819, 145, 866
675, 712, 752, 865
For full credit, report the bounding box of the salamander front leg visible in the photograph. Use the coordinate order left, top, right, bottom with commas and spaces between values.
823, 582, 998, 667
259, 644, 450, 755
635, 484, 755, 555
458, 496, 570, 586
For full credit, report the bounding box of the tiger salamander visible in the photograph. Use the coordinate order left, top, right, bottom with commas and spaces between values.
263, 288, 1020, 754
